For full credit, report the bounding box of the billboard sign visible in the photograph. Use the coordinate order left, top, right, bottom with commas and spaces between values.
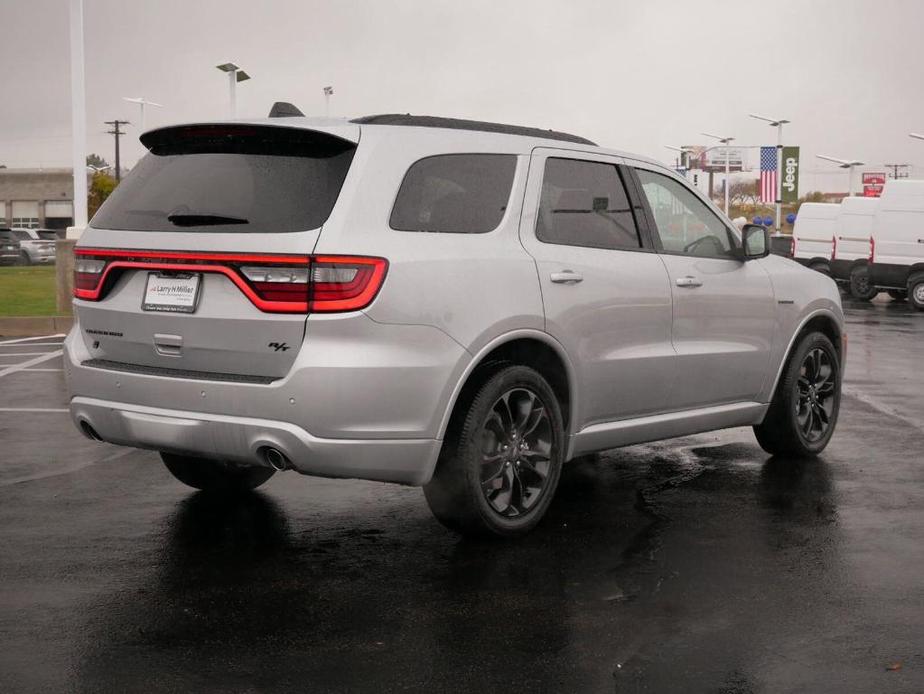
682, 146, 748, 173
862, 172, 887, 186
781, 146, 800, 203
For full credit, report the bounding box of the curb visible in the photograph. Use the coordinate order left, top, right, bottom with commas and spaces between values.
0, 316, 73, 337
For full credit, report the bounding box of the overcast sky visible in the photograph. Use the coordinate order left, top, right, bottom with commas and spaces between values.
2, 0, 923, 191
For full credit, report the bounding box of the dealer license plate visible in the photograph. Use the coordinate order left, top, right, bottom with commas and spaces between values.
142, 272, 201, 313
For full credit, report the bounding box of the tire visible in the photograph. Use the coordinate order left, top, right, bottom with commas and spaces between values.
19, 252, 31, 266
754, 332, 841, 458
161, 452, 275, 493
909, 274, 924, 311
808, 261, 831, 277
848, 266, 878, 301
424, 364, 565, 538
887, 289, 907, 302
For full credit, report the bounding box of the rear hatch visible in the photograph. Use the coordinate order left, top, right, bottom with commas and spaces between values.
74, 123, 361, 381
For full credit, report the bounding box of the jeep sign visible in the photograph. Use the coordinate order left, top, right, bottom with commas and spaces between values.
781, 146, 800, 203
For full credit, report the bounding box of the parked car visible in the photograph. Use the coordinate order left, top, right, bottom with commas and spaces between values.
792, 203, 838, 276
869, 180, 924, 310
64, 110, 845, 537
10, 228, 56, 265
832, 196, 883, 301
0, 228, 22, 266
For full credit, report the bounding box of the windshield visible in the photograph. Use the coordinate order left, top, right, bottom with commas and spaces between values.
90, 125, 356, 233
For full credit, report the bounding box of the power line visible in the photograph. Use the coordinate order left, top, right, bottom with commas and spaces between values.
104, 119, 130, 181
883, 163, 911, 179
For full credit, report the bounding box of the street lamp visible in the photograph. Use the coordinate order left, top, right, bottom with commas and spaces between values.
216, 62, 251, 118
749, 113, 790, 234
122, 96, 163, 132
702, 132, 735, 214
911, 133, 924, 141
816, 154, 865, 197
323, 86, 334, 117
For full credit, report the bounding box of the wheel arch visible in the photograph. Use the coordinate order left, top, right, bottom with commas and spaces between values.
766, 309, 843, 402
436, 330, 578, 442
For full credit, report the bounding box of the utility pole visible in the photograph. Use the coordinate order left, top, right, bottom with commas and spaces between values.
884, 163, 911, 179
105, 119, 130, 181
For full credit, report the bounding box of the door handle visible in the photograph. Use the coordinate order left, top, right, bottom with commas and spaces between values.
675, 276, 703, 288
550, 270, 583, 284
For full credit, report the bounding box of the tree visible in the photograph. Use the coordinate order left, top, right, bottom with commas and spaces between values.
87, 171, 118, 218
86, 153, 109, 169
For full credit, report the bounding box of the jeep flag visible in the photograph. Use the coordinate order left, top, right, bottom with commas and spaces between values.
781, 146, 800, 203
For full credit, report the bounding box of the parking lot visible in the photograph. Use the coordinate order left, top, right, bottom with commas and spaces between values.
0, 299, 922, 693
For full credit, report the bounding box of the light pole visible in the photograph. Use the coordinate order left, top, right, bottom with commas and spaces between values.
122, 97, 163, 132
749, 114, 790, 234
702, 132, 735, 215
216, 62, 251, 118
68, 0, 88, 236
323, 86, 333, 117
816, 155, 864, 197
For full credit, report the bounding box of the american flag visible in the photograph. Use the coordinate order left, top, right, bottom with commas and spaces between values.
760, 146, 777, 203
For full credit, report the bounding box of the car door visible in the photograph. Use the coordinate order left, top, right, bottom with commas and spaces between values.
518, 149, 675, 429
628, 163, 776, 409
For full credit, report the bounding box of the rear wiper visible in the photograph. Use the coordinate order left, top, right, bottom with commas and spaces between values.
167, 214, 249, 227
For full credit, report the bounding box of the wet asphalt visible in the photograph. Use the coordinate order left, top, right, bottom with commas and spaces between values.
0, 298, 922, 693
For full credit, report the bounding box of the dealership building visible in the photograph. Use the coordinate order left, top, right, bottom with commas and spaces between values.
0, 168, 82, 229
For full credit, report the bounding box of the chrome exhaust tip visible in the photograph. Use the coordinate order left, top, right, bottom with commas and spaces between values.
263, 447, 289, 471
79, 420, 104, 442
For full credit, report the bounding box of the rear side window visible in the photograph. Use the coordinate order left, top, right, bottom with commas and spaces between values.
90, 125, 356, 233
390, 154, 516, 233
536, 158, 641, 250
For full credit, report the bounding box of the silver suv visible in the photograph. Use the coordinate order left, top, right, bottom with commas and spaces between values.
65, 110, 844, 537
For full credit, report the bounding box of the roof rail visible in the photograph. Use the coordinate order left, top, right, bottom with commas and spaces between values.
351, 114, 596, 146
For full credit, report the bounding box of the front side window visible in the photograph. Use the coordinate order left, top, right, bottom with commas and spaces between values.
635, 168, 736, 258
390, 154, 516, 233
536, 158, 641, 250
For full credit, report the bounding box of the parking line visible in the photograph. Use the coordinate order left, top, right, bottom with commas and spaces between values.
0, 350, 63, 378
0, 334, 65, 346
22, 368, 63, 372
0, 408, 68, 413
0, 342, 65, 348
0, 352, 57, 357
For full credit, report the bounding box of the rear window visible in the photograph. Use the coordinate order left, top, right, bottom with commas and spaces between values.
390, 154, 516, 233
12, 229, 32, 240
90, 125, 356, 233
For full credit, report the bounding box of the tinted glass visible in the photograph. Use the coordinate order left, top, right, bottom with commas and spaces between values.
91, 125, 356, 233
12, 229, 31, 240
635, 169, 736, 258
38, 231, 58, 241
390, 154, 516, 233
536, 158, 640, 250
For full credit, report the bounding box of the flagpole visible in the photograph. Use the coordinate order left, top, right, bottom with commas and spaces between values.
776, 123, 783, 234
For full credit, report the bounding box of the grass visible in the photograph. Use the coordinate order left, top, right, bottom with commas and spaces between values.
0, 266, 58, 316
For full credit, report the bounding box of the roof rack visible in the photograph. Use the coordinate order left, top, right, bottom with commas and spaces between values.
351, 114, 596, 146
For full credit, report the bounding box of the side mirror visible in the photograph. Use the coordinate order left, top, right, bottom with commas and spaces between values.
741, 224, 770, 260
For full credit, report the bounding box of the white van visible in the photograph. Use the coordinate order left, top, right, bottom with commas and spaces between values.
832, 196, 879, 300
869, 180, 924, 310
793, 203, 839, 275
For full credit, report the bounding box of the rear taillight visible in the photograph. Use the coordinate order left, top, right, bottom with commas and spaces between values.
869, 236, 875, 263
72, 249, 387, 314
310, 256, 388, 313
74, 258, 106, 292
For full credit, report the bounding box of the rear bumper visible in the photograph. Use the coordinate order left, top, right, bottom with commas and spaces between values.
69, 396, 441, 485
